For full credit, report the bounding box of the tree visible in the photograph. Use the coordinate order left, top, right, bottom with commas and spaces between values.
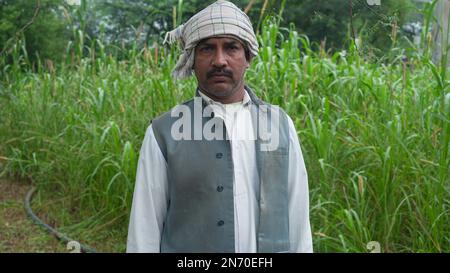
0, 0, 419, 63
275, 0, 414, 52
94, 0, 270, 47
94, 0, 415, 53
0, 0, 72, 63
431, 0, 450, 66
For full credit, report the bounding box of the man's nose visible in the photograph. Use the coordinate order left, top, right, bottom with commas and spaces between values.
211, 48, 227, 68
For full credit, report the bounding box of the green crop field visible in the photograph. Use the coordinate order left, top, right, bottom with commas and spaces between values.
0, 13, 448, 252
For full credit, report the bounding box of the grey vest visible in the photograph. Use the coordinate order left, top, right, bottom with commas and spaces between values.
151, 86, 290, 253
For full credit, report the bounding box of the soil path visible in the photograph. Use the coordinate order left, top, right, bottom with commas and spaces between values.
0, 179, 67, 252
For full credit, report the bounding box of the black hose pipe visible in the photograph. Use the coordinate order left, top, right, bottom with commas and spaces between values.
24, 186, 97, 253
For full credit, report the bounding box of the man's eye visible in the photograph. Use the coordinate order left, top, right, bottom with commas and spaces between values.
200, 46, 213, 52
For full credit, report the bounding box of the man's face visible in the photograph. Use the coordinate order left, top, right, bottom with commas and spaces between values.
194, 37, 249, 101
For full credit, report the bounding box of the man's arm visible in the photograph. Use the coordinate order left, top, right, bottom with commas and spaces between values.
287, 116, 313, 253
126, 124, 169, 253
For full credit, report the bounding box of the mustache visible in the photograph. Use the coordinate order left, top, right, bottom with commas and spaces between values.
206, 69, 233, 79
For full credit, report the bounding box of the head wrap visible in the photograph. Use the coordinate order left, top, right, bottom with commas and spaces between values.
163, 0, 259, 79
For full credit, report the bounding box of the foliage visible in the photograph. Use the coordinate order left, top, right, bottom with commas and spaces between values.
0, 0, 421, 63
0, 16, 448, 252
0, 0, 72, 63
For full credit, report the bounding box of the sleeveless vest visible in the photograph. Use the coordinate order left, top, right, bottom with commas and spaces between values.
151, 86, 290, 252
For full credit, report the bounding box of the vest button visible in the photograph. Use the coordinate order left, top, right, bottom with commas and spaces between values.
216, 153, 223, 159
217, 186, 224, 192
217, 220, 224, 226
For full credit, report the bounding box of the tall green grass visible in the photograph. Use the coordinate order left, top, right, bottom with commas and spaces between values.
0, 17, 448, 252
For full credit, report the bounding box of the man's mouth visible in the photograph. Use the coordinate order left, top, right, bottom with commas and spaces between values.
207, 70, 233, 80
211, 74, 229, 80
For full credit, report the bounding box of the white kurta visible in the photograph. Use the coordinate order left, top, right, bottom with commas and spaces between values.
127, 90, 313, 253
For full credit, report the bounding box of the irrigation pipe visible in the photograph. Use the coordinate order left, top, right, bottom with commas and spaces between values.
24, 186, 97, 253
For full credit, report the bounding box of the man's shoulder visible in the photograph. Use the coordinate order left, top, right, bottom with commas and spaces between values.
147, 98, 196, 155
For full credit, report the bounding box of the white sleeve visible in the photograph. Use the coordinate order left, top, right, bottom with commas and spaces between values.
126, 124, 169, 253
287, 116, 313, 253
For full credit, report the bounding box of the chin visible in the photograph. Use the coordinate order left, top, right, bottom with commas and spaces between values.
205, 84, 233, 96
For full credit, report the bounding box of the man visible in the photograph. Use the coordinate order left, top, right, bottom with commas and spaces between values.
127, 0, 312, 253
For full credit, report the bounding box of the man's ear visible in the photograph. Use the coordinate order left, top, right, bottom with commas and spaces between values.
245, 58, 251, 68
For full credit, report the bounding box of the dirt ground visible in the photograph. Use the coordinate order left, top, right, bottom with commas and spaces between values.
0, 179, 68, 252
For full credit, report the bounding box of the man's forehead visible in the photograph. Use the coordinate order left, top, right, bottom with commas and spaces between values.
197, 36, 244, 46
